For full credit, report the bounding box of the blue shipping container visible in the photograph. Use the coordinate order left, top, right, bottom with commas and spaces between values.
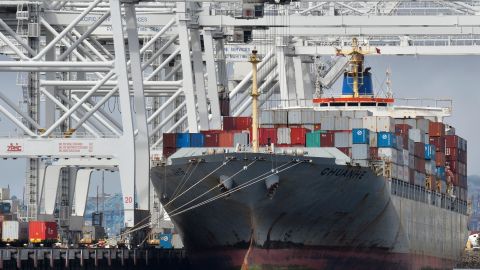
436, 166, 446, 180
190, 133, 205, 147
159, 233, 173, 249
176, 133, 190, 148
424, 144, 435, 160
377, 132, 396, 148
352, 128, 370, 144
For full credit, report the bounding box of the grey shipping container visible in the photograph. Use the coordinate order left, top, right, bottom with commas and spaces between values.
408, 139, 415, 153
320, 117, 335, 130
352, 144, 369, 160
234, 132, 249, 146
301, 110, 315, 124
314, 110, 326, 123
334, 132, 351, 147
414, 171, 426, 186
288, 110, 302, 124
408, 129, 424, 143
273, 110, 288, 124
334, 117, 350, 130
260, 111, 274, 125
349, 118, 363, 129
416, 118, 430, 133
405, 119, 417, 129
409, 155, 415, 170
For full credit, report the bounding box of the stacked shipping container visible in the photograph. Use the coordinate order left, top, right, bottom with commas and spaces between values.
159, 109, 467, 199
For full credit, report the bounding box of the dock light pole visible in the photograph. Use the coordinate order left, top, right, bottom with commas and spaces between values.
249, 49, 261, 153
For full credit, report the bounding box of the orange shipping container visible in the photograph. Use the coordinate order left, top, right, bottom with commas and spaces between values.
218, 132, 234, 147
435, 152, 446, 167
429, 122, 445, 137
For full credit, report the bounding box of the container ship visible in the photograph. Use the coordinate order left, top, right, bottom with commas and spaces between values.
152, 40, 469, 270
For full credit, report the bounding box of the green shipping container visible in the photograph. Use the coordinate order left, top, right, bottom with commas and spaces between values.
306, 132, 321, 147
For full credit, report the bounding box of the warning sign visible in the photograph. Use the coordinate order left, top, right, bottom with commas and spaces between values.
58, 142, 93, 153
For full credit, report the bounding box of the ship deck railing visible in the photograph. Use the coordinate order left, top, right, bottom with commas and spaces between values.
390, 178, 468, 215
258, 97, 453, 111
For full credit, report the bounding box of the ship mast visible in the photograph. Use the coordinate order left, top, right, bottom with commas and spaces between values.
249, 49, 261, 153
336, 38, 378, 98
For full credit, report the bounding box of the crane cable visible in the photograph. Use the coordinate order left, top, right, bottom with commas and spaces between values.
167, 159, 259, 216
169, 160, 304, 218
163, 158, 232, 207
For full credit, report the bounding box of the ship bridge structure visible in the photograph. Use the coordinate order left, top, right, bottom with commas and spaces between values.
0, 0, 477, 236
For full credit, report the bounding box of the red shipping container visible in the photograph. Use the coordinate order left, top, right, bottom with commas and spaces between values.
370, 147, 379, 160
204, 133, 220, 147
395, 124, 411, 135
415, 157, 426, 173
337, 147, 351, 157
163, 147, 177, 158
414, 142, 425, 159
400, 134, 409, 149
163, 133, 176, 148
445, 147, 459, 161
234, 117, 252, 130
429, 137, 445, 153
429, 122, 445, 137
29, 221, 57, 243
290, 127, 308, 145
223, 117, 236, 131
435, 152, 446, 167
445, 135, 460, 148
258, 128, 277, 145
218, 132, 234, 147
320, 133, 335, 147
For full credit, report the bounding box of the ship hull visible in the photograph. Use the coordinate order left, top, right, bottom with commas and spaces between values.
151, 152, 468, 270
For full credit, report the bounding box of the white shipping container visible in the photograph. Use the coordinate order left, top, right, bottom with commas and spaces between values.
288, 110, 302, 124
369, 131, 378, 147
378, 148, 398, 163
320, 117, 335, 130
376, 116, 395, 132
341, 111, 355, 118
273, 110, 288, 124
352, 144, 369, 160
408, 129, 424, 143
334, 117, 349, 130
2, 221, 28, 242
349, 118, 363, 129
402, 150, 409, 167
362, 116, 377, 132
277, 128, 291, 144
0, 188, 10, 200
425, 160, 433, 175
352, 159, 369, 167
355, 110, 372, 118
325, 111, 341, 117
